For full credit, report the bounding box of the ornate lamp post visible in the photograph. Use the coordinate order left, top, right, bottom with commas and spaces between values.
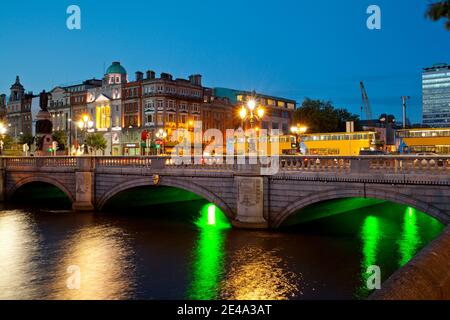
79, 114, 94, 155
239, 98, 265, 130
290, 125, 307, 154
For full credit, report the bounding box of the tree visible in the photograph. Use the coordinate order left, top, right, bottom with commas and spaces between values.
52, 130, 67, 151
86, 133, 107, 154
19, 133, 34, 147
1, 134, 14, 149
293, 98, 361, 133
426, 1, 450, 30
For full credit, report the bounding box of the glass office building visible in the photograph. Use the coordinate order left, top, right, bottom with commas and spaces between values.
422, 63, 450, 127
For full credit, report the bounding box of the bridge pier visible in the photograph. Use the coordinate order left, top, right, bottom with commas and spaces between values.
232, 164, 268, 229
72, 158, 94, 211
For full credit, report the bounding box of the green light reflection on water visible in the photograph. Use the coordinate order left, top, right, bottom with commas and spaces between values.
187, 204, 231, 300
398, 207, 421, 267
357, 215, 381, 298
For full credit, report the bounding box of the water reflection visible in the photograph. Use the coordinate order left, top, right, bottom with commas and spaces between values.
220, 247, 299, 300
187, 204, 229, 300
357, 215, 381, 298
50, 224, 136, 300
0, 199, 445, 300
0, 211, 41, 299
398, 207, 421, 267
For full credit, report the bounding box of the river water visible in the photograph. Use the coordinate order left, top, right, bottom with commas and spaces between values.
0, 196, 444, 300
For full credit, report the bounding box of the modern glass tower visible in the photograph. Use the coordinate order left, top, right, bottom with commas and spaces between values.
422, 63, 450, 127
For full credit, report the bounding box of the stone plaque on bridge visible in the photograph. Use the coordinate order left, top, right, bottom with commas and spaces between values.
235, 176, 265, 225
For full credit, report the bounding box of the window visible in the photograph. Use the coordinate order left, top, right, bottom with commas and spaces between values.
146, 113, 154, 124
192, 103, 200, 113
145, 100, 155, 110
95, 105, 111, 129
167, 113, 176, 123
156, 112, 163, 124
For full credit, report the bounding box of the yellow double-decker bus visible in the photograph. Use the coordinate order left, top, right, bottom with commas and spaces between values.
231, 134, 296, 156
300, 131, 377, 156
396, 128, 450, 154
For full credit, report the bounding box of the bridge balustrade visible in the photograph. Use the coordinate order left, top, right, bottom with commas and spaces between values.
1, 155, 450, 175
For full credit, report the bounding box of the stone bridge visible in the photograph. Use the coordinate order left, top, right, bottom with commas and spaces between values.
1, 155, 450, 228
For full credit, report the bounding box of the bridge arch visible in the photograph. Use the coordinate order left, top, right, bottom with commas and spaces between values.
273, 186, 446, 228
7, 176, 76, 203
97, 176, 235, 220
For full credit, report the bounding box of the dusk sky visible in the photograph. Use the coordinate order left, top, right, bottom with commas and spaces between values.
0, 0, 449, 123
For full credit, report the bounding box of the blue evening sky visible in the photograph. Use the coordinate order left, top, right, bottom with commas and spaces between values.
0, 0, 449, 123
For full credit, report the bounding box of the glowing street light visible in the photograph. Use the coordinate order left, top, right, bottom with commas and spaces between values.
291, 125, 308, 154
79, 114, 94, 155
239, 95, 265, 129
247, 99, 256, 111
239, 107, 247, 120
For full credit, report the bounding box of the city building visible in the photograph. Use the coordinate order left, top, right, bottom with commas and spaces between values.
2, 62, 297, 155
141, 71, 204, 154
20, 92, 34, 136
86, 62, 127, 155
48, 87, 71, 132
360, 114, 396, 152
6, 76, 29, 138
121, 72, 143, 155
0, 94, 7, 121
422, 63, 450, 127
212, 87, 296, 134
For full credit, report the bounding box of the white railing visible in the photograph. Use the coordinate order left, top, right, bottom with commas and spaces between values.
279, 155, 450, 175
2, 155, 450, 175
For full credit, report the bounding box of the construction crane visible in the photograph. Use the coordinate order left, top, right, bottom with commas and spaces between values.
359, 81, 373, 127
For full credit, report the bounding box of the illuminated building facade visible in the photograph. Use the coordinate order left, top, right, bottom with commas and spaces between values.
212, 87, 296, 134
422, 63, 450, 127
141, 72, 203, 137
1, 62, 297, 155
87, 62, 127, 155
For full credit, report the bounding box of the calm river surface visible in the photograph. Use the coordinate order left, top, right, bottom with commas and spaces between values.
0, 198, 444, 300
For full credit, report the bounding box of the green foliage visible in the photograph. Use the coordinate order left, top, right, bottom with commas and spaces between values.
2, 134, 14, 149
86, 133, 107, 151
293, 98, 361, 133
52, 130, 67, 151
19, 133, 34, 147
426, 1, 450, 30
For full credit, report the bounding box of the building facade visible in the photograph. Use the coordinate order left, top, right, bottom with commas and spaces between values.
6, 76, 29, 138
422, 63, 450, 127
86, 62, 126, 155
212, 87, 296, 134
1, 62, 296, 155
48, 87, 71, 132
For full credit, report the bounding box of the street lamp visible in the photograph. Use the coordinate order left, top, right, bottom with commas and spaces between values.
239, 98, 265, 129
79, 114, 93, 155
291, 125, 307, 154
0, 123, 7, 155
